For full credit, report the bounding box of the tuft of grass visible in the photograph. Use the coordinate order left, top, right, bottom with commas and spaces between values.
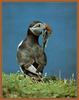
2, 73, 77, 98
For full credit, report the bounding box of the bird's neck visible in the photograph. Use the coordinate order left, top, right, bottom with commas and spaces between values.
26, 29, 39, 45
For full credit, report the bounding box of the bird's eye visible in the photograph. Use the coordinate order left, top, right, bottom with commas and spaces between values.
37, 24, 40, 27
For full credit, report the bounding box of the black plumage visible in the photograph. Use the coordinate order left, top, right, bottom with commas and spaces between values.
17, 21, 52, 77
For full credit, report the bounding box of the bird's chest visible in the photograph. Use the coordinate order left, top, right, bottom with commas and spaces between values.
32, 44, 43, 57
32, 45, 46, 64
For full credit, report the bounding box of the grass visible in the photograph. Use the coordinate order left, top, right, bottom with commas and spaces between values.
2, 72, 77, 98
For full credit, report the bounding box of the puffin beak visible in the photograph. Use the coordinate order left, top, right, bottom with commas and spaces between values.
44, 24, 52, 35
42, 24, 52, 50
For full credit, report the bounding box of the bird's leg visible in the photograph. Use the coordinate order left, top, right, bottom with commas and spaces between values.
36, 64, 43, 75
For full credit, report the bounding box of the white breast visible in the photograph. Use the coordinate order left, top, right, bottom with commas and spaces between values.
17, 40, 23, 51
18, 40, 23, 48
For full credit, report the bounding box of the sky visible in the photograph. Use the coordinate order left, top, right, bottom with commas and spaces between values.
2, 2, 77, 79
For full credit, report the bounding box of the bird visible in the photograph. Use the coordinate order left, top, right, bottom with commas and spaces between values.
17, 21, 52, 78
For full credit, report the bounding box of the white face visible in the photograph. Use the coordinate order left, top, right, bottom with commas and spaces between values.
29, 23, 46, 36
30, 22, 52, 49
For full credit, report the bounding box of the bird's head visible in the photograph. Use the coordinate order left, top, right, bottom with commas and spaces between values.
28, 21, 52, 49
29, 21, 46, 36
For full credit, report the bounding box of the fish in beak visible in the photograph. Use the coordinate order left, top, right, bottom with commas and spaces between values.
42, 24, 52, 50
29, 22, 52, 49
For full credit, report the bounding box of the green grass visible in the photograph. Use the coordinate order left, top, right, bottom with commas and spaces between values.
2, 72, 77, 98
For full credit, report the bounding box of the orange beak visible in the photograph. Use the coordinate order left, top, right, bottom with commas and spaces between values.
45, 24, 52, 35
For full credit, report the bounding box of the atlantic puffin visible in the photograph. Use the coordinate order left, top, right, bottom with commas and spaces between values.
17, 21, 52, 77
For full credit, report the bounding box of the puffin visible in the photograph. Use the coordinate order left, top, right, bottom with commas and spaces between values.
17, 21, 52, 77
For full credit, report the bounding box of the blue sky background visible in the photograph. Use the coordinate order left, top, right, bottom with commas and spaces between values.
2, 2, 77, 79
